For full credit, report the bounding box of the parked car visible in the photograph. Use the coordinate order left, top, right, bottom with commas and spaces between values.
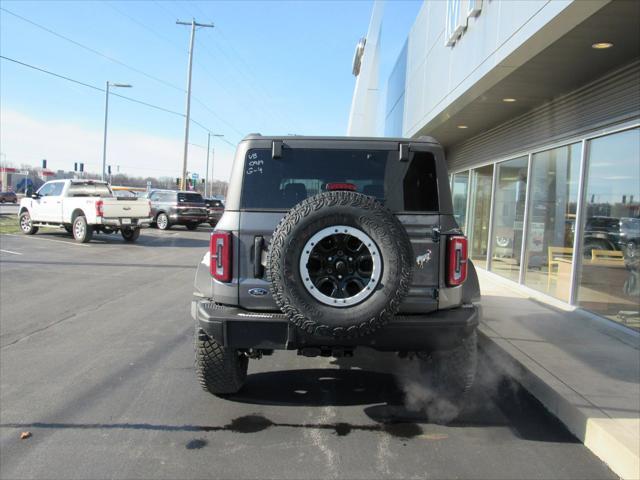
0, 191, 17, 203
204, 198, 225, 227
190, 135, 481, 424
18, 179, 151, 243
148, 190, 208, 230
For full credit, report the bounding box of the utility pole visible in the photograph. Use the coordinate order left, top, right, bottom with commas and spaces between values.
177, 18, 214, 191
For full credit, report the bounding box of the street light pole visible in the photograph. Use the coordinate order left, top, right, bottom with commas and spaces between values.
211, 147, 215, 197
205, 132, 210, 197
102, 81, 132, 182
101, 81, 110, 182
177, 19, 214, 191
204, 133, 223, 197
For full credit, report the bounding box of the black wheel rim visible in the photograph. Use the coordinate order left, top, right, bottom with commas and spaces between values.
300, 225, 381, 307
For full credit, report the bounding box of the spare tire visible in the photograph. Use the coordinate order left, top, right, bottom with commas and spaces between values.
267, 191, 413, 339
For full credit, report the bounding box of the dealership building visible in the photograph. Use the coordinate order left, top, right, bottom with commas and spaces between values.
349, 0, 640, 330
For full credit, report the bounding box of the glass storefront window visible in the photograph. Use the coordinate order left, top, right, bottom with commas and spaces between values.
468, 165, 493, 268
451, 171, 469, 232
578, 128, 640, 331
490, 156, 528, 281
523, 143, 581, 302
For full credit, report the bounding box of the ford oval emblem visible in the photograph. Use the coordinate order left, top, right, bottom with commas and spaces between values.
248, 288, 269, 297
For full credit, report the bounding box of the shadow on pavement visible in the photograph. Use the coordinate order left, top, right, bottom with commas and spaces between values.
226, 368, 402, 407
12, 230, 210, 248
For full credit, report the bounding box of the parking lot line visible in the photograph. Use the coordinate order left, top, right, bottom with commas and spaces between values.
0, 249, 22, 255
3, 233, 90, 247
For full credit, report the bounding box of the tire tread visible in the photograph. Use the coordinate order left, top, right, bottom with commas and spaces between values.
195, 329, 247, 395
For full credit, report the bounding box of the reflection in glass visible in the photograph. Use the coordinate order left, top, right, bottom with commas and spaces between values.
490, 156, 528, 281
452, 171, 469, 233
468, 165, 493, 268
578, 128, 640, 331
523, 144, 580, 302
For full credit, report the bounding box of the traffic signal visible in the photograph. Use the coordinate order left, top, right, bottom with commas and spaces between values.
74, 162, 78, 172
201, 179, 205, 184
79, 163, 84, 172
107, 165, 112, 175
176, 177, 180, 186
42, 159, 47, 169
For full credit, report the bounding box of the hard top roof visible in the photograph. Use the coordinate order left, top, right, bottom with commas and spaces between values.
240, 134, 440, 145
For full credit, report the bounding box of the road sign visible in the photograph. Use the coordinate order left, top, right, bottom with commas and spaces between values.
191, 172, 199, 180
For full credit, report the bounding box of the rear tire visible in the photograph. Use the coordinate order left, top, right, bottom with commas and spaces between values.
185, 222, 199, 231
121, 228, 141, 242
19, 211, 38, 235
195, 329, 248, 395
417, 330, 477, 425
72, 215, 93, 243
156, 213, 170, 230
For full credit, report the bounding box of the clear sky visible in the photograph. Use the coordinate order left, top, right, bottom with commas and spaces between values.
0, 0, 422, 183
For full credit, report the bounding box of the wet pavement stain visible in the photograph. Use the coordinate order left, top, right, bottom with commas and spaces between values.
226, 415, 274, 434
383, 422, 422, 439
334, 423, 352, 436
185, 438, 208, 450
2, 414, 424, 440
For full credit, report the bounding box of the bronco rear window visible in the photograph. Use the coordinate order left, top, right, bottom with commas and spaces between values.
241, 148, 439, 212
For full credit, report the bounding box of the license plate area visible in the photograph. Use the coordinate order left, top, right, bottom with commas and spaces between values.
121, 218, 132, 225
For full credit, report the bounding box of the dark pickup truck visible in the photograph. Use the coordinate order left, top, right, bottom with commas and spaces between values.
191, 135, 481, 423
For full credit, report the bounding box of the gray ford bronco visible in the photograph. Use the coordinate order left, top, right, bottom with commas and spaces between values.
191, 135, 481, 421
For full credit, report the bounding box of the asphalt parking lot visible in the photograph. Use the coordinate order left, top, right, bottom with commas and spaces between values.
0, 226, 616, 479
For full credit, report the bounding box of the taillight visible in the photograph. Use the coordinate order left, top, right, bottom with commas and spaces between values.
210, 231, 232, 282
447, 235, 468, 287
95, 200, 104, 217
326, 182, 357, 191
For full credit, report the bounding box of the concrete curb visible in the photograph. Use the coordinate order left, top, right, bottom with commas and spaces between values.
479, 325, 640, 480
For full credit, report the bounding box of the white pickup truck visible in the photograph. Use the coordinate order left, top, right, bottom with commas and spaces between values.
18, 179, 152, 243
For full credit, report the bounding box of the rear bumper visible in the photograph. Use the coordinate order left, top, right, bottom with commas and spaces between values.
169, 213, 208, 223
96, 217, 152, 227
192, 300, 479, 352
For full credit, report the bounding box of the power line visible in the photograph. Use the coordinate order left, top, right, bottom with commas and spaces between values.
192, 97, 245, 138
103, 1, 187, 55
0, 55, 238, 145
189, 119, 238, 148
1, 6, 246, 144
162, 1, 280, 130
0, 7, 185, 93
0, 55, 183, 117
0, 55, 103, 92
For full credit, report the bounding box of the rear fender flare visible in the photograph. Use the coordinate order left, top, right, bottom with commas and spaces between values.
462, 259, 481, 303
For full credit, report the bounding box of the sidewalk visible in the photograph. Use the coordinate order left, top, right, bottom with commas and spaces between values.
476, 268, 640, 480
